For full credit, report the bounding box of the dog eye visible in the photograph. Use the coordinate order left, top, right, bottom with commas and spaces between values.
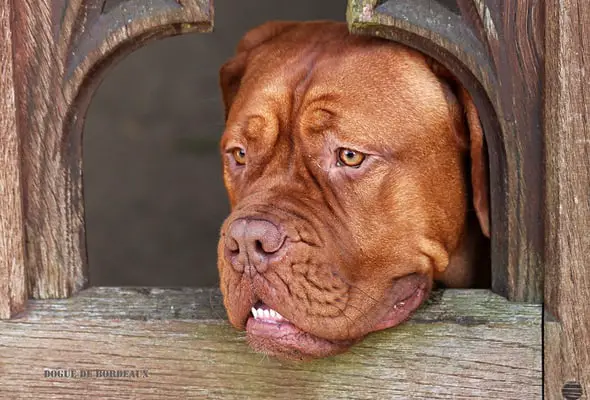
337, 148, 366, 167
231, 148, 247, 165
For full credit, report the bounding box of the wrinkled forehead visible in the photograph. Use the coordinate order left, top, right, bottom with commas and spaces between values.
229, 38, 452, 146
241, 41, 445, 105
308, 45, 450, 122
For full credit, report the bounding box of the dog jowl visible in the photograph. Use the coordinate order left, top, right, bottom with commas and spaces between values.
216, 21, 490, 361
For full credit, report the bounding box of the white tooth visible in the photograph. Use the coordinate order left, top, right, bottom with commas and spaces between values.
276, 312, 284, 320
269, 309, 277, 318
252, 307, 258, 319
263, 309, 270, 319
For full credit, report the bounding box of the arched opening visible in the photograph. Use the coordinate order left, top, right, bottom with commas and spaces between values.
84, 0, 349, 287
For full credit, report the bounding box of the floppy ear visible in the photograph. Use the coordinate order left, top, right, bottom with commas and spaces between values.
429, 61, 490, 238
219, 21, 300, 119
457, 86, 490, 238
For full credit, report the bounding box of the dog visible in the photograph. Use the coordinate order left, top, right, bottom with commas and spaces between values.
217, 21, 490, 361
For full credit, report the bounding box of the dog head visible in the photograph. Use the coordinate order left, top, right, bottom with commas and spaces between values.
217, 21, 489, 360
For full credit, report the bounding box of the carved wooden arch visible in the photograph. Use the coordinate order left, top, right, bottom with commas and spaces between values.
348, 0, 544, 303
1, 0, 543, 314
1, 0, 213, 317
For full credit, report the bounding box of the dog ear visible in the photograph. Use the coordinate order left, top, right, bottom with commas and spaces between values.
429, 60, 490, 238
457, 86, 490, 238
219, 21, 299, 119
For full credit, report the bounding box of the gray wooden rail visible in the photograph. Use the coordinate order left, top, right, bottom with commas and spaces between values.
0, 288, 541, 399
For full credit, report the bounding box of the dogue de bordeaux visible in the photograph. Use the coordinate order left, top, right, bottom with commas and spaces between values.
216, 21, 490, 361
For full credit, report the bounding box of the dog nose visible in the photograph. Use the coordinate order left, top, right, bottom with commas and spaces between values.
224, 218, 286, 275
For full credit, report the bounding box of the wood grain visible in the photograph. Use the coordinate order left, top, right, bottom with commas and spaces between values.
0, 288, 542, 399
0, 0, 27, 319
347, 0, 545, 303
9, 0, 213, 301
544, 0, 590, 398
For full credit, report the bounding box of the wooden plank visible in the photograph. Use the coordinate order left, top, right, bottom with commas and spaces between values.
347, 0, 545, 302
9, 0, 213, 299
0, 288, 541, 399
0, 0, 27, 318
544, 0, 590, 398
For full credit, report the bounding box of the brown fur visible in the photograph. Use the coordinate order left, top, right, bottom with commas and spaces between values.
217, 21, 490, 360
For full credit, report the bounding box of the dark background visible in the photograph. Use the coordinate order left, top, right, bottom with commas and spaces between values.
84, 0, 348, 287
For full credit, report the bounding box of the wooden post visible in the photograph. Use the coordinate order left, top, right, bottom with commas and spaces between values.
0, 0, 27, 319
347, 0, 545, 303
5, 0, 212, 306
544, 0, 590, 397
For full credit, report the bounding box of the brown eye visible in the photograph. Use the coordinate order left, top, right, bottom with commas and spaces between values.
337, 148, 365, 167
232, 148, 246, 165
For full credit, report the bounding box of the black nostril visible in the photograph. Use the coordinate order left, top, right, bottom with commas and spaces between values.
255, 239, 271, 255
228, 247, 239, 256
226, 237, 240, 255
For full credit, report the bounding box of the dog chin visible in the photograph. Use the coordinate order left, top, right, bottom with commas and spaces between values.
242, 274, 431, 361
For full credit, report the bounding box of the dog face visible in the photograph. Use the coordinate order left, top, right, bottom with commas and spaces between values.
217, 21, 489, 360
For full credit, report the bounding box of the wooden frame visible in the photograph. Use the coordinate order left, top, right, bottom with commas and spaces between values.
0, 0, 587, 398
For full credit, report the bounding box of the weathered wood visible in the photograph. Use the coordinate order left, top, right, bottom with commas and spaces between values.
544, 0, 590, 398
347, 0, 544, 303
9, 0, 213, 302
0, 288, 541, 399
0, 0, 27, 319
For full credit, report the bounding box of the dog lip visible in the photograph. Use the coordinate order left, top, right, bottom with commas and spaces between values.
243, 299, 359, 360
370, 279, 430, 333
245, 315, 360, 361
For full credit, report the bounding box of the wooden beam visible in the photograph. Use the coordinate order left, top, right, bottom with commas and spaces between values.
347, 0, 545, 302
9, 0, 213, 300
0, 0, 27, 318
544, 0, 590, 398
0, 288, 541, 399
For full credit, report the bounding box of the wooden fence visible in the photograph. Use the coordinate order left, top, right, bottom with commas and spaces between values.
0, 0, 588, 398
